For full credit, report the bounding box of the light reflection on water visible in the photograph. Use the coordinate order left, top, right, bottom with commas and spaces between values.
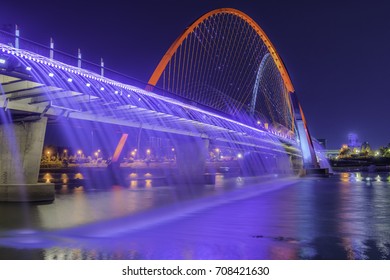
1, 172, 390, 260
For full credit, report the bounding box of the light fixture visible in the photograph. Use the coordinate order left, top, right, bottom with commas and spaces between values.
48, 73, 54, 77
67, 78, 72, 82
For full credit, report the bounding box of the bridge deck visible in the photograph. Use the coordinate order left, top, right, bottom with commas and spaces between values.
0, 43, 300, 156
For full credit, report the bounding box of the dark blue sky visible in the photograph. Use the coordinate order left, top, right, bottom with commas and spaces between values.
2, 0, 390, 149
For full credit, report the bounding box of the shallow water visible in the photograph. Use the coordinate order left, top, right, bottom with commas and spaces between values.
1, 172, 390, 260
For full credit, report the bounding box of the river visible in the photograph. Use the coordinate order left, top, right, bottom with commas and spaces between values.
0, 171, 390, 260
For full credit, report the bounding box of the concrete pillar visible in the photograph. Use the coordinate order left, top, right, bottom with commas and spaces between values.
171, 136, 211, 184
0, 117, 54, 202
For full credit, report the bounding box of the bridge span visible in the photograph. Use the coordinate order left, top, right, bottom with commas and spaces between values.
0, 8, 321, 202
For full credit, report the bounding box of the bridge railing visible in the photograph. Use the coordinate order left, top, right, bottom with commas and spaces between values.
0, 28, 149, 90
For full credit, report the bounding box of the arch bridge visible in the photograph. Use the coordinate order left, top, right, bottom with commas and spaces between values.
0, 8, 318, 201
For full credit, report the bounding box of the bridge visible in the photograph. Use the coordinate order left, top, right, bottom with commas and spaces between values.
0, 8, 320, 202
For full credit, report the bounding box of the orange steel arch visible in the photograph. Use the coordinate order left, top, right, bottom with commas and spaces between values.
148, 8, 295, 93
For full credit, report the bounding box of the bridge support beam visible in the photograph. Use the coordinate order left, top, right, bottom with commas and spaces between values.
289, 92, 330, 176
171, 137, 211, 184
0, 117, 54, 202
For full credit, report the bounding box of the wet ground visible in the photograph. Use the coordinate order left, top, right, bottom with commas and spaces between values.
0, 172, 390, 259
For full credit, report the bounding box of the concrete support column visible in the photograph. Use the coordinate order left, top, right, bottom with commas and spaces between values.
172, 136, 210, 184
0, 117, 54, 202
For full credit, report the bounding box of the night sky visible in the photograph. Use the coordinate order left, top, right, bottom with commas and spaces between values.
2, 0, 390, 149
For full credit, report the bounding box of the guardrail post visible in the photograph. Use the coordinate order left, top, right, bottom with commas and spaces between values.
15, 25, 20, 49
100, 58, 104, 76
50, 37, 54, 59
78, 48, 82, 68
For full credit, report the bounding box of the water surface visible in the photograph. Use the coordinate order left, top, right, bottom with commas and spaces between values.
1, 172, 390, 260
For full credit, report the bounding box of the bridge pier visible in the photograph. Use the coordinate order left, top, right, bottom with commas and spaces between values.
170, 137, 210, 184
0, 117, 54, 202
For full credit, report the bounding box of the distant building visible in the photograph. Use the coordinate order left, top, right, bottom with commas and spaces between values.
348, 133, 361, 149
